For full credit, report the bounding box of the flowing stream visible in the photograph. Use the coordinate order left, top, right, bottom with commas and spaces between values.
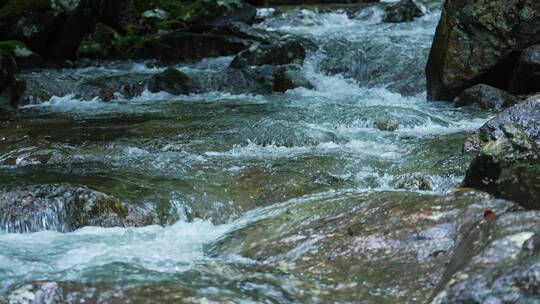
0, 2, 496, 302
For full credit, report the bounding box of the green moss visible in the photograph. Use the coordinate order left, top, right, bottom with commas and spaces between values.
78, 23, 127, 59
0, 40, 33, 57
77, 41, 102, 59
111, 198, 128, 217
94, 23, 121, 44
180, 0, 223, 24
0, 0, 51, 19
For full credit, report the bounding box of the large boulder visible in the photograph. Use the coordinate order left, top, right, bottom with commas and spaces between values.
130, 31, 251, 63
77, 23, 124, 60
209, 190, 518, 303
146, 67, 191, 95
0, 184, 157, 233
383, 0, 426, 23
430, 210, 540, 303
2, 190, 521, 303
0, 49, 25, 111
463, 99, 540, 209
0, 40, 44, 70
426, 0, 540, 101
0, 0, 125, 61
454, 84, 518, 111
230, 39, 306, 68
72, 73, 147, 101
17, 68, 78, 103
208, 21, 278, 43
508, 44, 540, 95
180, 0, 256, 27
272, 64, 314, 92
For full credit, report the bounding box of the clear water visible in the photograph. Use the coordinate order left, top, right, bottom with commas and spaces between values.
0, 3, 494, 302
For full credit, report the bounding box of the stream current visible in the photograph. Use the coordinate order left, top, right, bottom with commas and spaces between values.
0, 2, 495, 302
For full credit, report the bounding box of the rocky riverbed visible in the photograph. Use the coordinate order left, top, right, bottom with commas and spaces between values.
0, 0, 539, 303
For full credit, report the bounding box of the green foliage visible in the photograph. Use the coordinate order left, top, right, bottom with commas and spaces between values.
78, 23, 126, 59
0, 0, 51, 19
180, 0, 221, 24
0, 40, 33, 57
133, 0, 184, 17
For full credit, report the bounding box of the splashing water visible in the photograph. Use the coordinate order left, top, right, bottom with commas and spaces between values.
0, 2, 495, 301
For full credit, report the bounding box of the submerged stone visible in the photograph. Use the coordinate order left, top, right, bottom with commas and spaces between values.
374, 118, 399, 132
207, 190, 519, 303
393, 172, 432, 190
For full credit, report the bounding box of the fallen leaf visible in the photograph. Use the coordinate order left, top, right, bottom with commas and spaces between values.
421, 209, 433, 216
483, 210, 496, 220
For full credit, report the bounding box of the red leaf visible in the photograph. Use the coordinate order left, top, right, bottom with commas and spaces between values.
483, 210, 496, 220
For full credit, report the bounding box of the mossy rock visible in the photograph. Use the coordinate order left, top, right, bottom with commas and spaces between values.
0, 40, 32, 56
146, 67, 191, 95
0, 40, 43, 69
78, 23, 125, 59
464, 124, 540, 209
133, 0, 185, 17
426, 0, 540, 101
180, 0, 256, 26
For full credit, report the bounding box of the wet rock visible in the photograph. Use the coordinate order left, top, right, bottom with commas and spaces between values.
272, 64, 314, 92
508, 44, 540, 95
454, 84, 518, 111
374, 118, 399, 131
130, 30, 251, 63
146, 67, 191, 95
209, 189, 517, 303
0, 40, 44, 70
180, 0, 257, 27
463, 124, 540, 209
0, 144, 73, 166
17, 69, 78, 103
0, 50, 25, 111
464, 99, 540, 153
430, 211, 540, 303
394, 172, 432, 190
425, 0, 540, 101
0, 184, 157, 233
73, 74, 147, 102
208, 21, 278, 43
77, 23, 124, 60
230, 39, 306, 68
3, 282, 196, 304
383, 0, 426, 23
